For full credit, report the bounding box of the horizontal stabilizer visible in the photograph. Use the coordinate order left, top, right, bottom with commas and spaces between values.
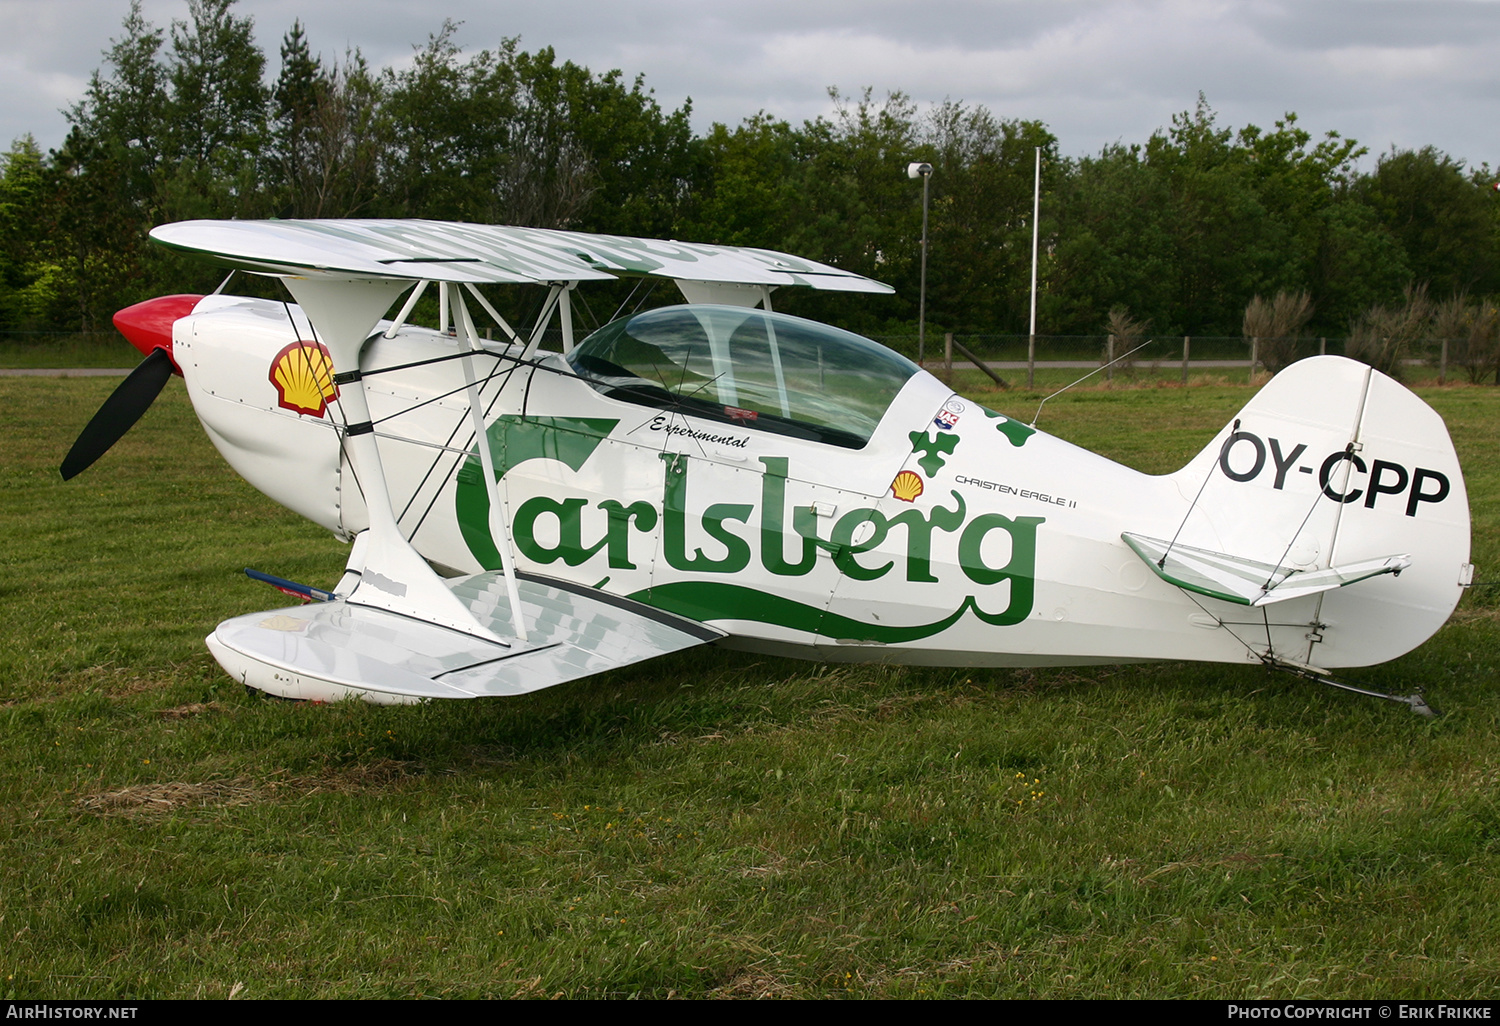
208, 571, 722, 703
1122, 533, 1410, 608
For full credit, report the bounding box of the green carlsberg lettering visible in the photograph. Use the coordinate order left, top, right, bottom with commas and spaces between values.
758, 456, 821, 576
514, 496, 607, 566
887, 490, 967, 582
660, 452, 752, 572
599, 500, 657, 570
829, 508, 893, 581
455, 417, 1045, 632
958, 514, 1045, 625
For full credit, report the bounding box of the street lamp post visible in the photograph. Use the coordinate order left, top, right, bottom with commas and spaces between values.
908, 161, 933, 368
1028, 146, 1040, 389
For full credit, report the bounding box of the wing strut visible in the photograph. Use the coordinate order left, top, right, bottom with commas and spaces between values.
558, 281, 577, 353
383, 280, 429, 339
447, 282, 528, 640
462, 283, 524, 346
280, 275, 507, 644
520, 284, 564, 360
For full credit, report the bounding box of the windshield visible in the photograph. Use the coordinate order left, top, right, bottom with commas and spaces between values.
567, 305, 920, 448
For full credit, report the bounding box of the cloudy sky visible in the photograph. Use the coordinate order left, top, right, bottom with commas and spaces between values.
3, 0, 1498, 171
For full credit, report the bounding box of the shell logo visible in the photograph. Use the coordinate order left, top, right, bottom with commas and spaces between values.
269, 341, 338, 418
890, 469, 924, 502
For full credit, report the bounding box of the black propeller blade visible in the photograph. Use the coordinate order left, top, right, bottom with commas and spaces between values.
60, 347, 175, 480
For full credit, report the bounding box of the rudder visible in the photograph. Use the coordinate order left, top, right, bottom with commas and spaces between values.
1159, 356, 1469, 668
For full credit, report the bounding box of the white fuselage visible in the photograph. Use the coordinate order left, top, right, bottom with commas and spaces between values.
173, 295, 1468, 671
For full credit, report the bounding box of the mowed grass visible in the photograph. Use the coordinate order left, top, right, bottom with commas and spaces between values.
0, 336, 135, 370
2, 374, 1499, 999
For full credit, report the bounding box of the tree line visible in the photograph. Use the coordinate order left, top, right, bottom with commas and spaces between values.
3, 0, 1498, 373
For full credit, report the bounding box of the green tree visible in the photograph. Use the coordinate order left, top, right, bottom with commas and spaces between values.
682, 92, 1057, 334
160, 0, 269, 219
550, 54, 694, 237
682, 115, 807, 249
270, 23, 383, 218
1047, 144, 1177, 335
1050, 98, 1378, 336
686, 90, 923, 331
47, 1, 180, 326
921, 103, 1057, 333
377, 23, 521, 221
66, 0, 167, 216
1358, 146, 1500, 300
378, 27, 695, 234
0, 137, 59, 328
1142, 98, 1279, 334
800, 89, 923, 284
48, 132, 153, 328
272, 19, 320, 131
267, 19, 320, 214
1310, 198, 1411, 331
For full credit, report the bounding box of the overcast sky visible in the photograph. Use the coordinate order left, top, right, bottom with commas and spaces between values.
4, 0, 1498, 172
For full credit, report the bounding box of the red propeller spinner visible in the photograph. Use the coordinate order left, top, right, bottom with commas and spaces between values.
111, 294, 204, 370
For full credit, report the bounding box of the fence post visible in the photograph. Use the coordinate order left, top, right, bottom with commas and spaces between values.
1106, 334, 1115, 382
949, 336, 1008, 389
944, 332, 953, 382
1440, 338, 1448, 385
1027, 333, 1035, 389
1250, 336, 1259, 384
1181, 336, 1190, 384
1320, 336, 1326, 356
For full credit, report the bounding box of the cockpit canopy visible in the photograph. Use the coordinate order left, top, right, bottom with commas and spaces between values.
567, 306, 920, 449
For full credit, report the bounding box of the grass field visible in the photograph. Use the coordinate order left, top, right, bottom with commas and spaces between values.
3, 374, 1499, 999
0, 335, 132, 370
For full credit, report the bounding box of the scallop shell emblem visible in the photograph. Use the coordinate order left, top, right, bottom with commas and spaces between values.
891, 469, 924, 502
269, 341, 338, 417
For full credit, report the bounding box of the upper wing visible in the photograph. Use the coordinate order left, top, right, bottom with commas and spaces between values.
149, 218, 894, 293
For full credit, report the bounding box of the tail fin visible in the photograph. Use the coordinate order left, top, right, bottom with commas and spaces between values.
1153, 356, 1469, 668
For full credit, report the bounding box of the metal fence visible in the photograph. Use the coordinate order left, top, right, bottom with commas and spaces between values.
868, 333, 1342, 364
0, 330, 121, 345
4, 328, 1491, 386
865, 333, 1493, 387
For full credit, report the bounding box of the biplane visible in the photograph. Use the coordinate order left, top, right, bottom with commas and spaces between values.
63, 220, 1472, 712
